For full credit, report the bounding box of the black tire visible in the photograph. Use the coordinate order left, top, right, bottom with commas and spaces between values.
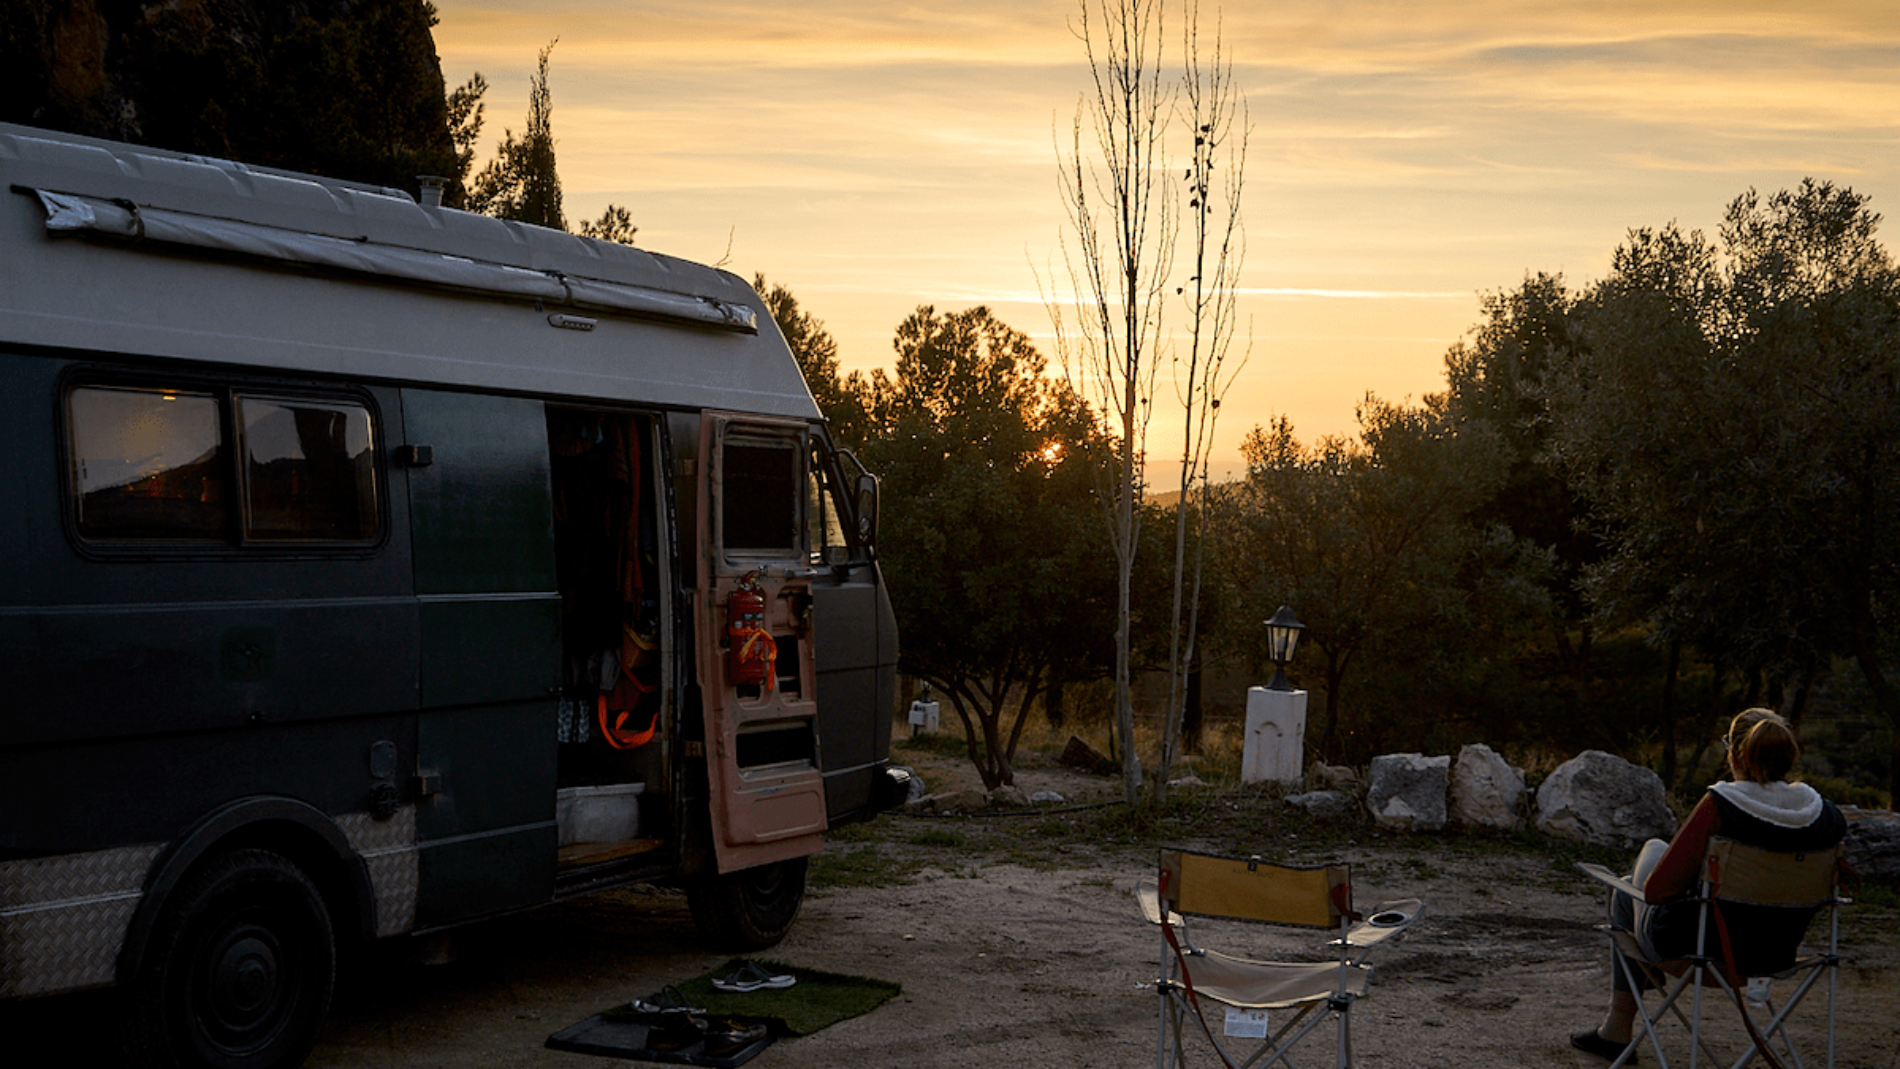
124, 849, 336, 1069
686, 857, 808, 952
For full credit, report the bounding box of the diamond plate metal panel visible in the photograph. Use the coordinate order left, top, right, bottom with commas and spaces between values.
339, 808, 418, 937
0, 845, 160, 998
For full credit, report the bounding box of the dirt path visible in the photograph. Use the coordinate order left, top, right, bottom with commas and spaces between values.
291, 840, 1896, 1069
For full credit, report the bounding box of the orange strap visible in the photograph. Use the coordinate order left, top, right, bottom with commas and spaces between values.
735, 626, 779, 692
597, 694, 658, 750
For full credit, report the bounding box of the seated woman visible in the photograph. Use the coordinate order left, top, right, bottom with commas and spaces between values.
1570, 708, 1847, 1061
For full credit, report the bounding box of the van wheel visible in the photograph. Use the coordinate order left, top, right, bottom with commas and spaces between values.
124, 849, 336, 1069
686, 857, 807, 952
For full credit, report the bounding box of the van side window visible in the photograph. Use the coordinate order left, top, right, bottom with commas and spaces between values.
69, 386, 228, 540
238, 396, 379, 540
67, 383, 381, 545
722, 439, 800, 554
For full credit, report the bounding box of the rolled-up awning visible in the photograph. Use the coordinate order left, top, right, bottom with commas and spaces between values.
32, 189, 757, 334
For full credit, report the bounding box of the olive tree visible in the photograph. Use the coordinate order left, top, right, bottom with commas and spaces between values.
1553, 180, 1900, 803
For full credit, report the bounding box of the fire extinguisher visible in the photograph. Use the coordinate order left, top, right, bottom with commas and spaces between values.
727, 570, 777, 691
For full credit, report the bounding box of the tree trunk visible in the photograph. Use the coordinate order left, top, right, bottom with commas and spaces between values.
1660, 637, 1681, 789
1183, 662, 1204, 752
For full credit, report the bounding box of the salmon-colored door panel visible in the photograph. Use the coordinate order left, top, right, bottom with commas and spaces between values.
697, 414, 827, 872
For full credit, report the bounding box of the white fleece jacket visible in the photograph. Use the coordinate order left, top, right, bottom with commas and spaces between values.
1709, 779, 1825, 829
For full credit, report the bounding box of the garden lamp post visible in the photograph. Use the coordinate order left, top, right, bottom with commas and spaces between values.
1264, 604, 1304, 692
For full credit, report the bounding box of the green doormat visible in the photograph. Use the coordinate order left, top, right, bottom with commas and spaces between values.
607, 959, 902, 1037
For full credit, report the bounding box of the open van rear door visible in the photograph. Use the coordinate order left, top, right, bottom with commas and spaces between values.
695, 415, 828, 872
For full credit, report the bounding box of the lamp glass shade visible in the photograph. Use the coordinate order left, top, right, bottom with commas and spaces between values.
1264, 604, 1304, 666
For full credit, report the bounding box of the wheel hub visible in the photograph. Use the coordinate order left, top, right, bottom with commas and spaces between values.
204, 922, 288, 1047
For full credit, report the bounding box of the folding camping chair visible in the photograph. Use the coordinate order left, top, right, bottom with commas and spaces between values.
1138, 847, 1423, 1069
1576, 838, 1848, 1069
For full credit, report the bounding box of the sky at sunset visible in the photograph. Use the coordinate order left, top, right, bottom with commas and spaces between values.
431, 1, 1900, 479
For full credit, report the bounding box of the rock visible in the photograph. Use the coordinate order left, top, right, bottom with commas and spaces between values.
891, 765, 928, 802
1308, 762, 1362, 795
1169, 774, 1207, 789
1286, 790, 1356, 822
1450, 744, 1527, 831
1533, 750, 1678, 848
1843, 807, 1900, 885
1059, 735, 1120, 776
989, 784, 1030, 809
1029, 790, 1066, 805
1366, 753, 1450, 831
905, 788, 989, 815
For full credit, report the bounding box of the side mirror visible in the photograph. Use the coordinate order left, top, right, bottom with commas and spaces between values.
854, 471, 878, 550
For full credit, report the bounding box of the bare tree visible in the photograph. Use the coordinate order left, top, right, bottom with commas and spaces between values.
1154, 0, 1249, 803
1052, 0, 1176, 805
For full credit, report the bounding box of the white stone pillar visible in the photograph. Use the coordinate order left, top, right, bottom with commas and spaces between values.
1241, 686, 1307, 785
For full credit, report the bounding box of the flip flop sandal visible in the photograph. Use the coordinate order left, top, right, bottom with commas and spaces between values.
711, 961, 797, 992
629, 984, 705, 1016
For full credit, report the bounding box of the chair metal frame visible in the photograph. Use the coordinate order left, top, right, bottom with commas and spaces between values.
1576, 838, 1848, 1069
1140, 847, 1422, 1069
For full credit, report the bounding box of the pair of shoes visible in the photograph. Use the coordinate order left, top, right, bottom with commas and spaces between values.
701, 1018, 770, 1058
711, 961, 796, 992
644, 1014, 708, 1052
1569, 1028, 1636, 1062
629, 984, 704, 1017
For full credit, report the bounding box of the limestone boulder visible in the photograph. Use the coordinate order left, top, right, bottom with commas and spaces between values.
904, 787, 989, 815
1308, 762, 1362, 796
1533, 750, 1677, 848
1365, 753, 1450, 831
988, 784, 1030, 809
1286, 790, 1357, 822
1451, 744, 1527, 831
1843, 807, 1900, 885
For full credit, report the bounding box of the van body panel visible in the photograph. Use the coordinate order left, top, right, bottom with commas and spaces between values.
402, 389, 558, 596
0, 714, 415, 855
811, 574, 900, 818
404, 389, 561, 924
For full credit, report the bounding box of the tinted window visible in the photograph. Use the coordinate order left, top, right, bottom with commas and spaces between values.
723, 440, 799, 553
69, 386, 228, 541
67, 383, 381, 546
239, 396, 379, 540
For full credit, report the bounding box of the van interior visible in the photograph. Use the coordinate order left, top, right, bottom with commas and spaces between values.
546, 407, 671, 867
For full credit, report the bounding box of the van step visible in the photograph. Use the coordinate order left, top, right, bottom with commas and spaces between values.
557, 839, 666, 869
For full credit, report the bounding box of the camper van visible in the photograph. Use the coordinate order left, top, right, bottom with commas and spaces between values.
0, 122, 904, 1068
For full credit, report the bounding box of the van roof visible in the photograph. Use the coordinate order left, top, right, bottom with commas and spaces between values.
0, 123, 820, 420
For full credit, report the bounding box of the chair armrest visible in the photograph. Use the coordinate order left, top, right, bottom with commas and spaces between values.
1137, 879, 1183, 926
1335, 898, 1423, 948
1575, 861, 1643, 899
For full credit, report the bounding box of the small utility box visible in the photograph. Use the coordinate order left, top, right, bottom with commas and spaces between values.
1241, 686, 1307, 786
907, 698, 941, 735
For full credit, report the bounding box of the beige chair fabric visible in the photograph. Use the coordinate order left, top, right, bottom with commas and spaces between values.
1144, 848, 1422, 1069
